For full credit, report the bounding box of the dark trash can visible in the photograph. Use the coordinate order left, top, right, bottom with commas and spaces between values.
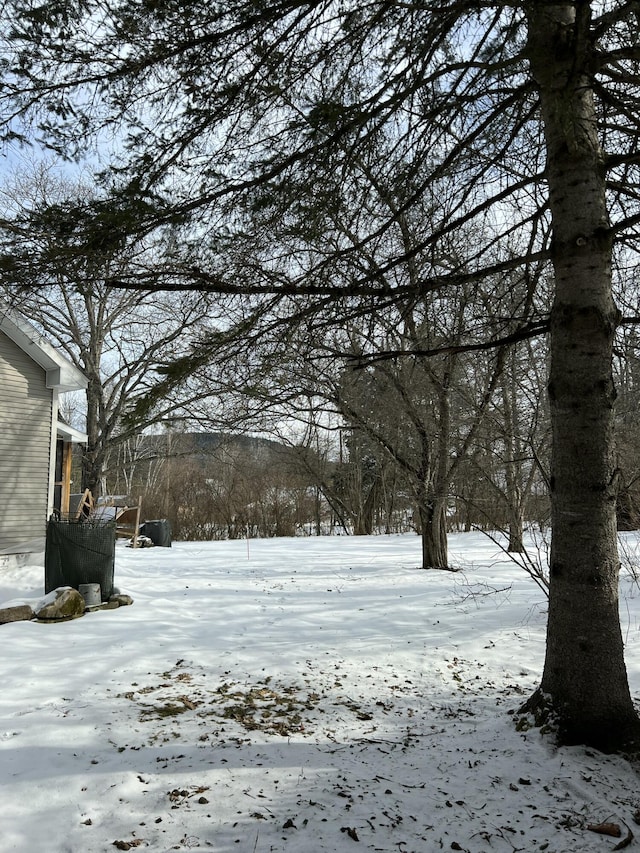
140, 519, 172, 547
45, 516, 116, 599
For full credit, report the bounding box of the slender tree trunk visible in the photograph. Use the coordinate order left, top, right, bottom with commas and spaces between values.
523, 3, 640, 749
502, 353, 525, 553
315, 486, 322, 537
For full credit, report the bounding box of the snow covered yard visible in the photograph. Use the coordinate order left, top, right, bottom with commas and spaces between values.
1, 532, 640, 853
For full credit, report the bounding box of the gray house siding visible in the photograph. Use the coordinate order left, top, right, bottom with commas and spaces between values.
0, 331, 53, 551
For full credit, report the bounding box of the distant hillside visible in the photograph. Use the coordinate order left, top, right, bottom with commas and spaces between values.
144, 430, 300, 462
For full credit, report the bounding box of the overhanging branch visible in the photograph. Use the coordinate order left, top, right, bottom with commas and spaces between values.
351, 318, 550, 365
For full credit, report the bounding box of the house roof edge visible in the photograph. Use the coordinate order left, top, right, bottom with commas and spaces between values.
0, 302, 88, 392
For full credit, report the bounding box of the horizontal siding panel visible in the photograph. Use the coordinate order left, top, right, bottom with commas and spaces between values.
0, 330, 52, 551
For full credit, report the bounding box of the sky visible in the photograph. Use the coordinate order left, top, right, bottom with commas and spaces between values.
1, 530, 639, 852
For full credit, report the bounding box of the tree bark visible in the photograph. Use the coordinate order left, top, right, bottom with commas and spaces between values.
507, 505, 525, 554
416, 494, 448, 569
523, 3, 640, 749
502, 352, 526, 553
81, 374, 103, 499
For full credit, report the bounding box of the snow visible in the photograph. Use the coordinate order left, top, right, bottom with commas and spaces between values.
1, 531, 640, 852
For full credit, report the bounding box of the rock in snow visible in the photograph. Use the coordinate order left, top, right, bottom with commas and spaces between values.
0, 604, 34, 624
36, 587, 85, 621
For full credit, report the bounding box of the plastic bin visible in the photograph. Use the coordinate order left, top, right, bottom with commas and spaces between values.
140, 519, 172, 547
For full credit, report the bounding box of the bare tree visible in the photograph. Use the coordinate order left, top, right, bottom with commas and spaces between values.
0, 164, 213, 497
452, 289, 551, 551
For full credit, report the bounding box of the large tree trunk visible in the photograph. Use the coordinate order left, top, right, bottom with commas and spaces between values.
523, 3, 640, 749
416, 495, 448, 569
81, 375, 103, 499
